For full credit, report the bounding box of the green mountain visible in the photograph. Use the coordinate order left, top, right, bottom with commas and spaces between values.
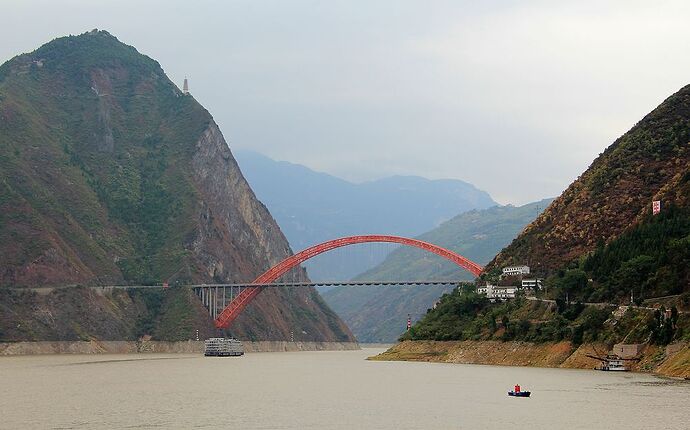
581, 204, 690, 302
407, 85, 690, 347
321, 200, 551, 342
0, 30, 354, 343
355, 199, 553, 282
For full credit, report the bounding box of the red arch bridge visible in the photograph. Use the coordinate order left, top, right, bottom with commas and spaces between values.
191, 235, 483, 329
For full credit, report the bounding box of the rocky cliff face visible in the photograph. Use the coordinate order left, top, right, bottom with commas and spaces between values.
189, 123, 293, 283
0, 30, 354, 342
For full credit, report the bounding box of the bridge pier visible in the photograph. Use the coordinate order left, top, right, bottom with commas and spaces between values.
193, 285, 253, 320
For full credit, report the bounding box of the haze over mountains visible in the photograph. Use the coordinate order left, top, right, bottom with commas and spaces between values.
5, 30, 683, 351
235, 150, 497, 280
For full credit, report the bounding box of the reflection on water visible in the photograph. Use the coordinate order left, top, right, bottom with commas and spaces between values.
1, 348, 688, 429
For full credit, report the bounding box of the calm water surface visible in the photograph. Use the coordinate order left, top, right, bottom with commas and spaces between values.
1, 348, 688, 429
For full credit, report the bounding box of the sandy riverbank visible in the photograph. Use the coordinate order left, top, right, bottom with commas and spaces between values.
370, 340, 690, 379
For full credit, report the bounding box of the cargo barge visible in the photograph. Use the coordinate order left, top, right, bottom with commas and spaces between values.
587, 354, 632, 371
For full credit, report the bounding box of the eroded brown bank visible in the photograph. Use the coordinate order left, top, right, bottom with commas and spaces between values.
0, 340, 360, 355
370, 340, 690, 379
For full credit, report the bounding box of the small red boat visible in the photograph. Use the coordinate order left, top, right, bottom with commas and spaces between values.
508, 384, 530, 397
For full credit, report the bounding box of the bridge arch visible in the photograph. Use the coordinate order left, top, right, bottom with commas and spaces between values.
214, 234, 483, 329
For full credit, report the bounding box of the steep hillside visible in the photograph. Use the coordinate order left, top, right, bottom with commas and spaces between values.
580, 205, 690, 301
486, 85, 690, 275
235, 150, 496, 280
321, 200, 551, 342
407, 85, 690, 348
0, 30, 354, 342
402, 284, 690, 349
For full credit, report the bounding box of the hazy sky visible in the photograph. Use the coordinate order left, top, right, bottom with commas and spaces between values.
2, 1, 689, 204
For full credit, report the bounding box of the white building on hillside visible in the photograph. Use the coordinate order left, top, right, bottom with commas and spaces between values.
521, 279, 543, 289
502, 265, 530, 276
477, 284, 517, 300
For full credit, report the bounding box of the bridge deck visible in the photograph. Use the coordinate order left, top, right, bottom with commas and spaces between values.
191, 280, 467, 288
190, 281, 468, 320
7, 280, 468, 292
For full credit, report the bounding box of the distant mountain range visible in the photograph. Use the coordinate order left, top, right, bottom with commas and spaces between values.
235, 150, 497, 280
320, 199, 553, 342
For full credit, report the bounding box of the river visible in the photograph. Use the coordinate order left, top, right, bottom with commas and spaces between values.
1, 348, 688, 429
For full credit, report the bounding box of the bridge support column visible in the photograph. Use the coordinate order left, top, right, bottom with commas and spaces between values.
193, 285, 252, 320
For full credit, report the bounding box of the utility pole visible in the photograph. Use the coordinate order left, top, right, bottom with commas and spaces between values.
407, 314, 412, 331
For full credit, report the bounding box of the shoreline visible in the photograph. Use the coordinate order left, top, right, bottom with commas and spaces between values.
369, 340, 690, 379
0, 340, 360, 355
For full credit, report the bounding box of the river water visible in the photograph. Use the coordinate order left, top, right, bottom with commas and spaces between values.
1, 348, 688, 429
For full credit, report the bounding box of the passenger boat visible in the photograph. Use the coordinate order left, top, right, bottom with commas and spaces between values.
204, 337, 244, 357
